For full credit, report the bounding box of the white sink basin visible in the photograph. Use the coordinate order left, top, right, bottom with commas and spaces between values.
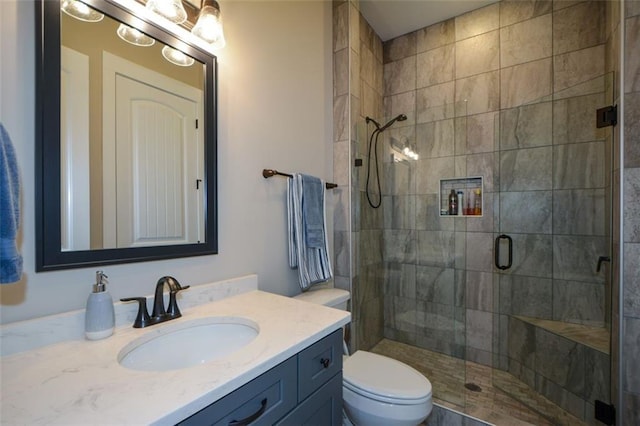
118, 317, 259, 371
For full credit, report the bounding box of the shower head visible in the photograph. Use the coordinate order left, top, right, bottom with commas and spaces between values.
366, 114, 407, 132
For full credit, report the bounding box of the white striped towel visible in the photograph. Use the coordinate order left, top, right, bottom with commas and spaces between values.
287, 173, 333, 290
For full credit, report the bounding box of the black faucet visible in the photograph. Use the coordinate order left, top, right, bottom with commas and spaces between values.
121, 276, 190, 328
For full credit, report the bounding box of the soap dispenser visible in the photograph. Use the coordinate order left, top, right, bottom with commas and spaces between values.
85, 270, 115, 340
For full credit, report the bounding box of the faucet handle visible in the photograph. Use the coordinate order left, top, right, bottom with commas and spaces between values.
120, 297, 151, 328
166, 284, 190, 318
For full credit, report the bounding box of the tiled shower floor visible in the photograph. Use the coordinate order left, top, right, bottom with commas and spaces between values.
371, 339, 586, 426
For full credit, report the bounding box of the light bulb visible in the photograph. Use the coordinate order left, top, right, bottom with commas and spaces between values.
116, 24, 155, 47
61, 0, 104, 22
161, 46, 195, 67
145, 0, 187, 24
191, 0, 226, 48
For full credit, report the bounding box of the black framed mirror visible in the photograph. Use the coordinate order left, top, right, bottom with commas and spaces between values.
36, 0, 218, 271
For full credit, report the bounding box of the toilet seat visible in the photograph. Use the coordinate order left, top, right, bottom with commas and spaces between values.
343, 351, 432, 405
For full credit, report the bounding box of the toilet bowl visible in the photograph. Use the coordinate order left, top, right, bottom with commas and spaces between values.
294, 288, 433, 426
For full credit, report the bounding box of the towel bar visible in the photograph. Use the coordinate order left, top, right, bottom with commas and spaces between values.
262, 169, 338, 189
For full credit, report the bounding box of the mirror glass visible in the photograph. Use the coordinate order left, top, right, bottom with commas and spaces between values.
36, 0, 218, 271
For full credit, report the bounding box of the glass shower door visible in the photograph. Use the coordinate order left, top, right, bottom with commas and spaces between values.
493, 73, 614, 423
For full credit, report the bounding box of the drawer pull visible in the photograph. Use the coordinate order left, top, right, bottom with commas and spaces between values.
229, 398, 267, 426
320, 358, 330, 368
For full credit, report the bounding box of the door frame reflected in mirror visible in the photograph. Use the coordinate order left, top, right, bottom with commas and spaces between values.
35, 0, 218, 271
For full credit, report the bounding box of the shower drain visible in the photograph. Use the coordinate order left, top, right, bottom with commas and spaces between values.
464, 382, 482, 392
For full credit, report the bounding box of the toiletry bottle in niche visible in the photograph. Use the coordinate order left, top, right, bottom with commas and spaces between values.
457, 191, 464, 216
474, 189, 482, 215
85, 270, 115, 340
448, 189, 458, 215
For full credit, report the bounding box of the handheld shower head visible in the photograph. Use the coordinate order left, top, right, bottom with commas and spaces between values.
379, 114, 407, 132
365, 114, 407, 132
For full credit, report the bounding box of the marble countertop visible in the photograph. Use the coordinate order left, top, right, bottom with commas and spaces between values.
1, 289, 350, 425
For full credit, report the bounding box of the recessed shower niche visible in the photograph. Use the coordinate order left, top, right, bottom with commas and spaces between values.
439, 177, 483, 217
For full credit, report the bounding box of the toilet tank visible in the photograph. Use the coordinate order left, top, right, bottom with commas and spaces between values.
293, 288, 350, 310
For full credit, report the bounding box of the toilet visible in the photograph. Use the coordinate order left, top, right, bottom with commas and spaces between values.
294, 288, 433, 426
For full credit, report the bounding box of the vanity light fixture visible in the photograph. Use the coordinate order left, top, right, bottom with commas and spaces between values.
145, 0, 187, 24
161, 45, 195, 66
116, 23, 156, 46
60, 0, 104, 22
191, 0, 226, 49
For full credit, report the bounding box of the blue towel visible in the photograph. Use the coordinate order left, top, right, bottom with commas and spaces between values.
301, 174, 325, 248
0, 123, 22, 284
287, 173, 332, 290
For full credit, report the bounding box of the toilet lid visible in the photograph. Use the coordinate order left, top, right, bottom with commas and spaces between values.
343, 351, 432, 404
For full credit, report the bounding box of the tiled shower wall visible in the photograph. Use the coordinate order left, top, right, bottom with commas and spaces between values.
379, 0, 611, 364
622, 0, 640, 423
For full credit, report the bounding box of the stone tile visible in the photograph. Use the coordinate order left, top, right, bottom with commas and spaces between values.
360, 13, 381, 60
383, 31, 416, 63
383, 194, 416, 230
500, 275, 553, 318
553, 93, 607, 145
535, 374, 585, 420
624, 169, 640, 243
623, 392, 640, 426
416, 266, 456, 305
333, 94, 349, 142
416, 119, 455, 159
535, 328, 586, 397
499, 102, 552, 150
465, 232, 493, 272
359, 229, 382, 267
333, 1, 348, 52
499, 191, 552, 234
417, 81, 456, 123
384, 55, 416, 95
467, 191, 494, 233
385, 91, 415, 125
506, 233, 553, 278
552, 280, 605, 326
554, 45, 605, 93
384, 295, 417, 334
552, 1, 605, 55
584, 349, 610, 402
553, 141, 605, 190
623, 317, 640, 393
553, 189, 606, 236
455, 3, 500, 41
384, 229, 416, 264
458, 112, 497, 155
416, 156, 455, 195
416, 194, 456, 232
334, 230, 351, 277
455, 71, 500, 115
384, 262, 416, 298
416, 18, 455, 53
501, 58, 552, 108
626, 15, 640, 93
417, 44, 455, 88
466, 153, 495, 193
500, 146, 552, 191
628, 0, 640, 18
357, 263, 384, 304
625, 92, 640, 168
553, 235, 608, 283
334, 48, 349, 96
500, 14, 552, 68
383, 155, 416, 196
500, 0, 552, 27
466, 309, 493, 352
417, 301, 458, 340
417, 230, 456, 268
508, 316, 536, 369
456, 30, 499, 79
624, 243, 640, 316
465, 270, 493, 311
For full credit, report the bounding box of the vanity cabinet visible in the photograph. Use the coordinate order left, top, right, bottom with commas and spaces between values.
179, 329, 343, 425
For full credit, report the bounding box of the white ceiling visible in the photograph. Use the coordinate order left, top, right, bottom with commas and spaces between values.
360, 0, 497, 41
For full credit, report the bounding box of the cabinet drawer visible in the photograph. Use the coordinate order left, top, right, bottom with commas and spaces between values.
276, 372, 342, 426
178, 356, 297, 426
297, 329, 343, 402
